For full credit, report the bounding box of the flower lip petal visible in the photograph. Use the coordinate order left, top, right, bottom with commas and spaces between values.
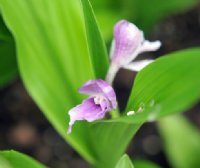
68, 79, 118, 134
139, 40, 161, 53
68, 97, 107, 134
123, 59, 154, 72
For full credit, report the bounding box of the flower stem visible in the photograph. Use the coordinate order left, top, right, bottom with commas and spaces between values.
110, 109, 120, 118
106, 63, 120, 85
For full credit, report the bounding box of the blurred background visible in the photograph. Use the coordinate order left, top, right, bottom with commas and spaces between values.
0, 0, 200, 167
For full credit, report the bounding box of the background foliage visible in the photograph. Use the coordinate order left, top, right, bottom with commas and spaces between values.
0, 0, 200, 167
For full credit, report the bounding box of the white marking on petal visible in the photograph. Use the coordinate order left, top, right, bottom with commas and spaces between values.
94, 96, 101, 104
94, 95, 105, 105
139, 40, 161, 53
123, 59, 154, 72
103, 86, 113, 93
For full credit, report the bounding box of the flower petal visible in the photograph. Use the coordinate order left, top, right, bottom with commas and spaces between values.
106, 20, 161, 85
79, 79, 117, 108
111, 20, 144, 65
123, 59, 154, 71
139, 40, 161, 53
68, 97, 105, 134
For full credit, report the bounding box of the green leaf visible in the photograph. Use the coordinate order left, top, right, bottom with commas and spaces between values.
0, 0, 95, 163
90, 122, 141, 168
80, 0, 109, 78
133, 160, 161, 168
0, 15, 17, 87
158, 115, 200, 168
126, 48, 200, 122
92, 48, 200, 166
115, 154, 134, 168
0, 150, 45, 168
0, 1, 142, 167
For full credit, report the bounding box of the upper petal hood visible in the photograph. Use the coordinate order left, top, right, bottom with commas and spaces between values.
111, 20, 144, 65
79, 79, 117, 108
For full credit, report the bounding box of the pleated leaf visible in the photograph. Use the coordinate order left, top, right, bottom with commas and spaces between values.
125, 48, 200, 122
0, 0, 144, 167
0, 0, 95, 163
89, 122, 141, 168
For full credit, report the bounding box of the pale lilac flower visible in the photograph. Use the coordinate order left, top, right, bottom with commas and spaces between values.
106, 20, 161, 84
67, 79, 117, 134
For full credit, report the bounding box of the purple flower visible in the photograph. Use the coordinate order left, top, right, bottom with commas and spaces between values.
106, 20, 161, 84
67, 79, 117, 134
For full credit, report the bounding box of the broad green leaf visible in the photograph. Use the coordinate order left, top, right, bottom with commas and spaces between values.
0, 15, 17, 87
0, 150, 45, 168
0, 0, 95, 163
115, 154, 134, 168
133, 160, 161, 168
90, 122, 141, 168
126, 48, 200, 122
0, 1, 143, 167
0, 155, 11, 168
93, 48, 200, 166
80, 0, 109, 78
158, 115, 200, 168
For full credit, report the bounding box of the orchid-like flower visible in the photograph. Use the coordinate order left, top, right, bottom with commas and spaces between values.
106, 20, 161, 84
67, 79, 117, 134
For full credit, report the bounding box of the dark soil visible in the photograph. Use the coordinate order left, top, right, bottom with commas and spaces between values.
1, 3, 200, 168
